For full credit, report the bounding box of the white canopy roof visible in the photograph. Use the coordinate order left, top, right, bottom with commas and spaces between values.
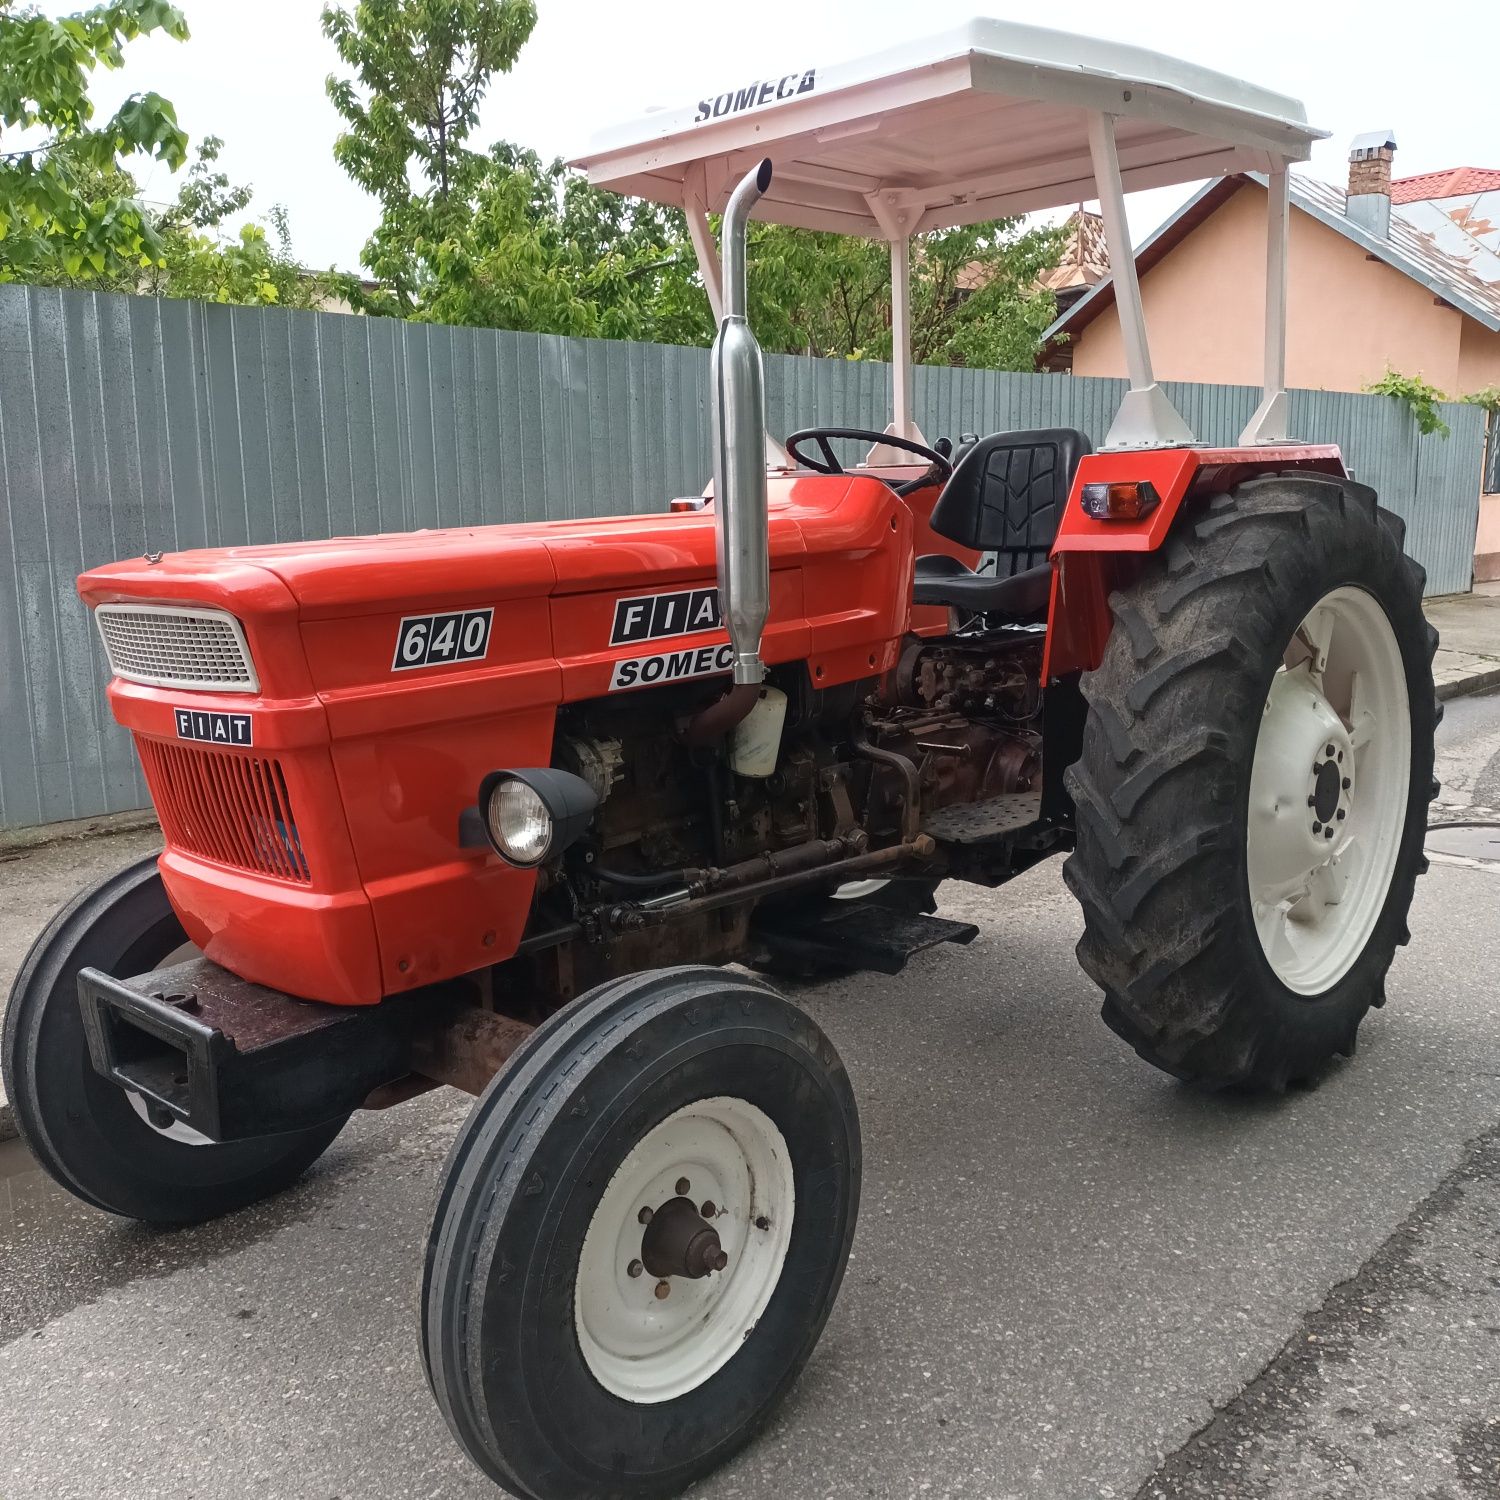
572, 19, 1326, 238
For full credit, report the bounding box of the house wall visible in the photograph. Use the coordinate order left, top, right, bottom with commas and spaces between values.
1070, 183, 1469, 395
1476, 497, 1500, 580
1457, 320, 1500, 395
1449, 312, 1500, 578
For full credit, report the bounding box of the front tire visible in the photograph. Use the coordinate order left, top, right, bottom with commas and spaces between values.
1063, 475, 1436, 1089
2, 853, 349, 1223
421, 965, 861, 1500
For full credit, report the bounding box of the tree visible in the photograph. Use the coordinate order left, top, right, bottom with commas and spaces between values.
746, 219, 1065, 369
407, 143, 709, 341
0, 0, 189, 282
322, 0, 538, 315
142, 138, 332, 308
9, 130, 332, 308
323, 2, 1064, 367
0, 3, 323, 308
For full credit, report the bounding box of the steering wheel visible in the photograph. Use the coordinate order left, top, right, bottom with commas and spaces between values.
785, 427, 953, 497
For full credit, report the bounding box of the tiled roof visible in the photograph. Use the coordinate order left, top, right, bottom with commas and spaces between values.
1392, 168, 1500, 205
1036, 210, 1109, 293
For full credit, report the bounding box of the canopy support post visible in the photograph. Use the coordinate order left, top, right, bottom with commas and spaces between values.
1086, 112, 1194, 450
864, 193, 927, 463
890, 235, 916, 440
683, 187, 725, 325
1239, 163, 1292, 444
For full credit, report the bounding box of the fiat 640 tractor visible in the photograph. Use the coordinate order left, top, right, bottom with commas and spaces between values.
4, 20, 1436, 1500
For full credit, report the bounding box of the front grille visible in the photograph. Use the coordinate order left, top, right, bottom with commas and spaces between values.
137, 738, 311, 884
96, 604, 258, 692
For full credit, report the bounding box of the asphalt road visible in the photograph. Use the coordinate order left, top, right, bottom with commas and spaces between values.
3, 695, 1500, 1500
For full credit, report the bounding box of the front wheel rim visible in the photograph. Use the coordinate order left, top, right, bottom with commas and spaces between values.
1246, 585, 1411, 994
573, 1095, 795, 1404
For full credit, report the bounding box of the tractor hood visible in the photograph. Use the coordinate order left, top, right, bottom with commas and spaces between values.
77, 497, 838, 623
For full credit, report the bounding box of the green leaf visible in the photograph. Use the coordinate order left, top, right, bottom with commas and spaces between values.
0, 1, 191, 286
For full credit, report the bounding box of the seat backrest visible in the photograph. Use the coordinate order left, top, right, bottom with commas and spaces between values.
928, 428, 1091, 576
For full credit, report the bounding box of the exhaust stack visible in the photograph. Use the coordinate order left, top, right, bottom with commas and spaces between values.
711, 158, 773, 687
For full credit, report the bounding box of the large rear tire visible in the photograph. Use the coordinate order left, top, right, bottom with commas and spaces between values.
2, 853, 349, 1223
1063, 475, 1436, 1090
422, 965, 860, 1500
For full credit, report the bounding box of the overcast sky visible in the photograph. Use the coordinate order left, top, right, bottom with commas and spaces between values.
99, 0, 1498, 274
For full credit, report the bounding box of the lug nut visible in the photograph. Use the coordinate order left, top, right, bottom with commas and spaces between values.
1307, 796, 1316, 808
627, 1259, 643, 1279
675, 1177, 691, 1196
1342, 777, 1351, 790
1325, 744, 1335, 757
654, 1280, 672, 1301
700, 1200, 717, 1218
754, 1216, 771, 1231
1336, 809, 1346, 821
1324, 827, 1335, 839
638, 1206, 653, 1225
1312, 821, 1322, 834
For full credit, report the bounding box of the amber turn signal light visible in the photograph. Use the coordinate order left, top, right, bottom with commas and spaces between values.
1080, 480, 1160, 521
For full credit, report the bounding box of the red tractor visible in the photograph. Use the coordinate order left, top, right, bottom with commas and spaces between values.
4, 21, 1435, 1500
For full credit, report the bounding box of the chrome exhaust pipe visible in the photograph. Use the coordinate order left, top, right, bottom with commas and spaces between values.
711, 158, 773, 687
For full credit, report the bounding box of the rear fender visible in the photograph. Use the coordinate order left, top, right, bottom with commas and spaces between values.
1043, 445, 1346, 679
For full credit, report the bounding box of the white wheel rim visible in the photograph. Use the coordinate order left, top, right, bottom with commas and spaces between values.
1247, 586, 1410, 994
574, 1096, 795, 1404
125, 1089, 215, 1146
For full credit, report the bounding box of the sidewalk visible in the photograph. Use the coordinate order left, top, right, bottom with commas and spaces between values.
1428, 581, 1500, 701
2, 586, 1498, 1145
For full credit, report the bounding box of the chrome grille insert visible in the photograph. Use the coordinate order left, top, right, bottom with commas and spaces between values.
95, 604, 258, 693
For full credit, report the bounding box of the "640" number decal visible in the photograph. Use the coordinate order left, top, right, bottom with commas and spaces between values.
392, 608, 493, 671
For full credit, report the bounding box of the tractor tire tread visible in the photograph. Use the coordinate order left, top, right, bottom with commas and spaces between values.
1063, 475, 1436, 1090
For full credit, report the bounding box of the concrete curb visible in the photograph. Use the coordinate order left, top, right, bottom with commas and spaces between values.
0, 807, 158, 855
1435, 664, 1500, 703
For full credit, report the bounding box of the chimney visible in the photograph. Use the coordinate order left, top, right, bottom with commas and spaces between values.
1347, 130, 1397, 237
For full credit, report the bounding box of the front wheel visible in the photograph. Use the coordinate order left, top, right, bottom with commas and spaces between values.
421, 965, 860, 1500
1064, 475, 1436, 1090
2, 853, 350, 1223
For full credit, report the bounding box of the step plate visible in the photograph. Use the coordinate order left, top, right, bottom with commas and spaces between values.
752, 902, 979, 977
922, 791, 1044, 845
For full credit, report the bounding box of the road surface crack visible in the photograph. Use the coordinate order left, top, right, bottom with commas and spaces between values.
1134, 1127, 1500, 1499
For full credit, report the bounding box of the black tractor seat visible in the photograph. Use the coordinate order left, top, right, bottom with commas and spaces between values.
912, 427, 1092, 620
911, 553, 1053, 615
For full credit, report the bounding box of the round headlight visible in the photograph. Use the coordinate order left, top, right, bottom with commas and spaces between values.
486, 777, 553, 866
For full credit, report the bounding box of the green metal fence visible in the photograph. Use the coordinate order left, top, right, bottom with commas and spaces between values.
0, 283, 1486, 830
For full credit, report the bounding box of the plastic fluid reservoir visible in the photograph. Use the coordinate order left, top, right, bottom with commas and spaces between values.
727, 686, 788, 778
